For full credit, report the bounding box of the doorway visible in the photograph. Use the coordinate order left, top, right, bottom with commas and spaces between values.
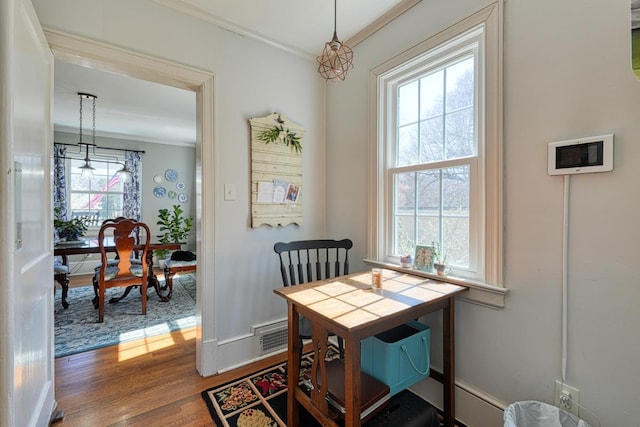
47, 29, 217, 376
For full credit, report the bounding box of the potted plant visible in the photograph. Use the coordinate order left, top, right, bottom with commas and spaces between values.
431, 241, 450, 276
54, 207, 88, 242
156, 204, 193, 261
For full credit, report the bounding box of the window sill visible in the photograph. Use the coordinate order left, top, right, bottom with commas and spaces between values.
363, 259, 508, 309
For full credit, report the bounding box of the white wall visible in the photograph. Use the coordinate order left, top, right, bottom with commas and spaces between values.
34, 0, 327, 355
326, 0, 640, 426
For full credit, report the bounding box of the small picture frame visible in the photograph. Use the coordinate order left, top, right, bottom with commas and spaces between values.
414, 245, 435, 272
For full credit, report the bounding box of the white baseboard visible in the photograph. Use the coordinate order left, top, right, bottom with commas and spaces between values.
410, 376, 506, 427
215, 319, 288, 374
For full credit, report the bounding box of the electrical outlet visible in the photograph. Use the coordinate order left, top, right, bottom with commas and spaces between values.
554, 380, 580, 416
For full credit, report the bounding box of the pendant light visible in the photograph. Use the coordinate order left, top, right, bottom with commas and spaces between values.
77, 92, 97, 178
316, 0, 353, 82
75, 92, 132, 181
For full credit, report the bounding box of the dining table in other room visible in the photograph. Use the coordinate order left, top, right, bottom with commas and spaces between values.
54, 237, 182, 302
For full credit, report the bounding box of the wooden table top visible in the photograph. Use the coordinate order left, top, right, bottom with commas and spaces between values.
274, 269, 467, 335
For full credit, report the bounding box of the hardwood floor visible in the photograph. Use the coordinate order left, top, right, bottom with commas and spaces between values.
54, 327, 287, 426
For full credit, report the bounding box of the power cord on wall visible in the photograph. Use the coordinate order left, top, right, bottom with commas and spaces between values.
560, 178, 600, 426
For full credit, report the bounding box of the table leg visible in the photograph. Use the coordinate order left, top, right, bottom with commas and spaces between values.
287, 303, 300, 427
442, 297, 456, 427
344, 335, 362, 427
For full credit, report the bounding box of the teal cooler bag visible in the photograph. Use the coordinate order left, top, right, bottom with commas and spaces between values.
360, 320, 430, 396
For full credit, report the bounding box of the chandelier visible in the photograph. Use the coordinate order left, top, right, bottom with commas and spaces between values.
316, 0, 353, 82
75, 92, 132, 180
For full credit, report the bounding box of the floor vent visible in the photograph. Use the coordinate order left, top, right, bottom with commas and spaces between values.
259, 326, 288, 355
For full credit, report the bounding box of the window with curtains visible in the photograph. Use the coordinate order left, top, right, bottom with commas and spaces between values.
67, 157, 125, 226
371, 3, 503, 285
54, 144, 143, 227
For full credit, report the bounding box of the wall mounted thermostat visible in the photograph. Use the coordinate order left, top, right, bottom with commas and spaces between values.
548, 133, 614, 175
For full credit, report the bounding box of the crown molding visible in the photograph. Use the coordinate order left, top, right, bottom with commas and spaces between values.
151, 0, 422, 61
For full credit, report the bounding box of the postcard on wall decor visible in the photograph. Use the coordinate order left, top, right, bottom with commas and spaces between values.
257, 181, 275, 203
284, 184, 301, 204
414, 245, 435, 272
272, 179, 289, 203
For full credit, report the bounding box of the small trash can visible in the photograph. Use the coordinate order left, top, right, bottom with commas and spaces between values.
504, 401, 590, 427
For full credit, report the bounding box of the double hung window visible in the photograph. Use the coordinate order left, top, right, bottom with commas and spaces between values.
371, 4, 503, 285
67, 158, 125, 226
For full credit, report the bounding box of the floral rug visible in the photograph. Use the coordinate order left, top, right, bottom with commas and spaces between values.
54, 273, 196, 358
201, 346, 445, 427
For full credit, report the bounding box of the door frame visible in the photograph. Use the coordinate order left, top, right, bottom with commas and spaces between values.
44, 29, 219, 376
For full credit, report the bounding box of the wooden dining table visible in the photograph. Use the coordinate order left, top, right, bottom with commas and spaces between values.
54, 237, 182, 303
274, 268, 468, 427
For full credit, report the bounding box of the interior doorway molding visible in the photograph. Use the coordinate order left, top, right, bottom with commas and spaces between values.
44, 28, 218, 376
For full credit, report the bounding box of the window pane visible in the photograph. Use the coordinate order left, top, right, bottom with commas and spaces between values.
445, 57, 474, 112
69, 193, 91, 211
398, 123, 418, 166
420, 117, 444, 162
442, 166, 469, 267
420, 70, 444, 120
443, 217, 469, 267
395, 172, 415, 214
393, 173, 415, 255
398, 80, 418, 126
445, 107, 474, 158
395, 216, 415, 256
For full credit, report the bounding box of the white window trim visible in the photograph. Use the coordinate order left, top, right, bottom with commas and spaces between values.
367, 1, 506, 308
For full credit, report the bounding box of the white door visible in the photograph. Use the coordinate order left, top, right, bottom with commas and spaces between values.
0, 0, 55, 425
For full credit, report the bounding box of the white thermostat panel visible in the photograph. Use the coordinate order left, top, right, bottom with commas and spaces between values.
548, 133, 614, 175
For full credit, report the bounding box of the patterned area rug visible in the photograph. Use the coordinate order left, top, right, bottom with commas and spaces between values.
202, 346, 443, 427
54, 273, 196, 358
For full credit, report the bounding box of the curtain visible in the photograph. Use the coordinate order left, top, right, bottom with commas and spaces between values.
53, 144, 67, 219
122, 150, 142, 220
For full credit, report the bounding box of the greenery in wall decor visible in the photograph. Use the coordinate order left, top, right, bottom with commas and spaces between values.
256, 125, 302, 153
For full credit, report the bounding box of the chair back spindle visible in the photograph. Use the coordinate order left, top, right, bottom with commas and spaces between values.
274, 239, 353, 287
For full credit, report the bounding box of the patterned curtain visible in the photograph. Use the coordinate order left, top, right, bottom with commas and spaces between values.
122, 151, 142, 220
53, 144, 67, 219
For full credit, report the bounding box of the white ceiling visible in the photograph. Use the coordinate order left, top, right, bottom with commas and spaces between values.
53, 0, 413, 145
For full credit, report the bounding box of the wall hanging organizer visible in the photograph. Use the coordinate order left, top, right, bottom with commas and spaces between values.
249, 112, 305, 228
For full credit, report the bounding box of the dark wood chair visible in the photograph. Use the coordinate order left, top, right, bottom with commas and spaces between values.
92, 217, 143, 306
273, 239, 353, 360
54, 259, 70, 309
94, 218, 151, 323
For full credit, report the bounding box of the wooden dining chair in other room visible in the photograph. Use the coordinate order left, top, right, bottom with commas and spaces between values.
94, 218, 151, 323
92, 217, 143, 306
273, 239, 353, 360
54, 257, 70, 309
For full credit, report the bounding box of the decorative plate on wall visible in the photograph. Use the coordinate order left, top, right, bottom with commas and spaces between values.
153, 174, 164, 184
164, 169, 179, 182
168, 190, 177, 199
178, 193, 189, 203
153, 186, 167, 198
176, 182, 185, 190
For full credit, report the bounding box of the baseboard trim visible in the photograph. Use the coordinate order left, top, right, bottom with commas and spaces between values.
409, 368, 506, 427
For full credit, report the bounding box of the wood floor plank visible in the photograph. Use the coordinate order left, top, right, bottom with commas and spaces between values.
54, 327, 287, 426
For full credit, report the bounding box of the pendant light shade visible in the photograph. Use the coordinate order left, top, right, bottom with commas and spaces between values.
316, 0, 353, 82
